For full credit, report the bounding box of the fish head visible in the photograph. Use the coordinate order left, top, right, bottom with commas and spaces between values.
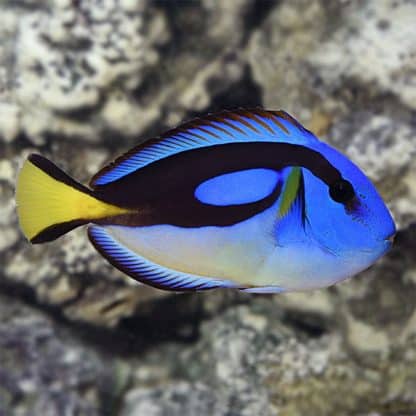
302, 141, 396, 277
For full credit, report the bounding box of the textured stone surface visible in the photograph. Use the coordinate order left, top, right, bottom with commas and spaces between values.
123, 299, 416, 416
1, 0, 416, 415
308, 0, 416, 111
247, 0, 329, 119
13, 0, 166, 143
0, 294, 128, 416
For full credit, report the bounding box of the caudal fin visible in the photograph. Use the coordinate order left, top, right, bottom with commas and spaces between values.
16, 154, 131, 243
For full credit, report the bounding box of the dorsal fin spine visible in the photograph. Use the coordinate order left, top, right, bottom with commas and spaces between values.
181, 131, 209, 142
209, 122, 235, 137
270, 115, 290, 133
195, 126, 221, 139
211, 117, 246, 136
229, 113, 260, 133
251, 114, 275, 133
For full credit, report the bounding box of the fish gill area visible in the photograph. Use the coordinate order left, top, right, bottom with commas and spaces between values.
0, 1, 416, 415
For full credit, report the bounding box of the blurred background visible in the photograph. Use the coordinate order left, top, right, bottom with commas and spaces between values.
1, 1, 416, 415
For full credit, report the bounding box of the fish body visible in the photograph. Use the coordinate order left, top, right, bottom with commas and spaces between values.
15, 109, 396, 293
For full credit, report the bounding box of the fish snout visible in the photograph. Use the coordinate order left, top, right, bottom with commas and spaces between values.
385, 233, 396, 244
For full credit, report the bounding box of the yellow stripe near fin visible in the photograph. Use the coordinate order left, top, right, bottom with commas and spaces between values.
16, 157, 131, 242
278, 167, 301, 218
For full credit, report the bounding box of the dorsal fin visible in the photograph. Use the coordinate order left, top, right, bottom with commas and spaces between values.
90, 108, 318, 187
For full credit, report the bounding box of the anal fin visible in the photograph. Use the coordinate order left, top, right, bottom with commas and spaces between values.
88, 225, 239, 292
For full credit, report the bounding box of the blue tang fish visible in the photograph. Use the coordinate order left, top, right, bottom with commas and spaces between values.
15, 109, 396, 293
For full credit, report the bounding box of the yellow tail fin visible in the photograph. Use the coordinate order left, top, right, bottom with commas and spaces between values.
16, 154, 131, 243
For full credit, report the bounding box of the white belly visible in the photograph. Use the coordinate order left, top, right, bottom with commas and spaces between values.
105, 203, 280, 286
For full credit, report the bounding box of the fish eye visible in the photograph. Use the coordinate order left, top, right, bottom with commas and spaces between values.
329, 179, 355, 204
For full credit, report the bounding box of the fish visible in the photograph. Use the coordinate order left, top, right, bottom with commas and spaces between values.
15, 108, 396, 293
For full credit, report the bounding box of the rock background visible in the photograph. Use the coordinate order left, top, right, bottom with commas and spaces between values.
1, 0, 415, 415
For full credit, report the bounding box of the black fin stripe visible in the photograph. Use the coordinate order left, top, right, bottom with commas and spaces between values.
28, 154, 92, 195
31, 219, 87, 244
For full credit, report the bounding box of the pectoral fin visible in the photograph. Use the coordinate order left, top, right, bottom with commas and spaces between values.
275, 167, 308, 244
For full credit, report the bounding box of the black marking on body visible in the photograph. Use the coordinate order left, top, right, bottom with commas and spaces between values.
91, 142, 342, 228
298, 170, 307, 227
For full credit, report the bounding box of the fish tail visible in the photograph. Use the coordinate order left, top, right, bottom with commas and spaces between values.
16, 154, 131, 244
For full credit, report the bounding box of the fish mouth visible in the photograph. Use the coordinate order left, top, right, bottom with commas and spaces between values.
384, 233, 396, 244
383, 228, 396, 244
380, 232, 396, 253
